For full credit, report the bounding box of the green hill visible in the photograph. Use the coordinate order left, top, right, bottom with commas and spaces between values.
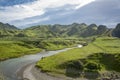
0, 40, 41, 61
24, 23, 111, 38
0, 22, 19, 37
112, 23, 120, 38
0, 22, 117, 38
0, 22, 18, 30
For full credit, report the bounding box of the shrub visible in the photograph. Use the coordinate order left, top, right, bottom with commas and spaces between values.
67, 60, 84, 70
85, 62, 101, 71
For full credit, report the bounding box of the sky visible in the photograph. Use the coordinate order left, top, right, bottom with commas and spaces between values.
0, 0, 120, 28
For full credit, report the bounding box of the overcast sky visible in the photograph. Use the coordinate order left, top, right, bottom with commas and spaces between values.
0, 0, 120, 28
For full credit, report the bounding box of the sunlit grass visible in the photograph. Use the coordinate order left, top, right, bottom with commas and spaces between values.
0, 41, 41, 61
37, 37, 120, 74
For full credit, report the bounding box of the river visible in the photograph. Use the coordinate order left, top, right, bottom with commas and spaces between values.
0, 48, 71, 80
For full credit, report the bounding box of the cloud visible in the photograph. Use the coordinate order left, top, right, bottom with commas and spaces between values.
0, 0, 95, 23
36, 0, 120, 28
0, 5, 45, 22
75, 0, 95, 9
0, 0, 37, 6
11, 16, 50, 28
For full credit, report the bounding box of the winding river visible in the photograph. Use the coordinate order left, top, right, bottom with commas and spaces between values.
0, 48, 71, 80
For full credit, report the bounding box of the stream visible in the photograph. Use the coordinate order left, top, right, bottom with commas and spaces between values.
0, 48, 71, 80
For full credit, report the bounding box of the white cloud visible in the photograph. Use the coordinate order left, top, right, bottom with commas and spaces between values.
0, 0, 95, 22
75, 0, 95, 9
12, 16, 50, 27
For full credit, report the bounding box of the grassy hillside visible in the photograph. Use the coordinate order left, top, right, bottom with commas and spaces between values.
0, 22, 20, 37
0, 22, 114, 38
112, 23, 120, 38
0, 22, 18, 30
36, 37, 120, 79
24, 23, 111, 38
37, 38, 85, 51
0, 40, 42, 61
1, 22, 119, 38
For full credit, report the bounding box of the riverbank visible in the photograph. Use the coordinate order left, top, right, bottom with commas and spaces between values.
0, 37, 79, 61
15, 47, 87, 80
0, 48, 73, 80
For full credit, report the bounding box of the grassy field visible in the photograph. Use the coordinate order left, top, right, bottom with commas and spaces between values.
0, 37, 84, 61
37, 38, 84, 51
0, 40, 42, 61
36, 37, 120, 79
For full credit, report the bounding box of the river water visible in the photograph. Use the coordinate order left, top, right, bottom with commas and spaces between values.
0, 48, 71, 80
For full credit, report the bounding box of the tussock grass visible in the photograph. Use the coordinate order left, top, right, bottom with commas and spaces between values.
36, 37, 120, 76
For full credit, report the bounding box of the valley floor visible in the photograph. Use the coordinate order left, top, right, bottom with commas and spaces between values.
0, 37, 79, 61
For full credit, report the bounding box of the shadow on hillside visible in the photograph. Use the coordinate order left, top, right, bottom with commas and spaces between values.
84, 71, 100, 79
63, 59, 100, 79
87, 53, 120, 72
65, 67, 100, 79
66, 67, 81, 78
60, 53, 120, 79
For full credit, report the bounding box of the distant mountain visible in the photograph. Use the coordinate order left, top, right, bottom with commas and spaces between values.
0, 22, 118, 38
24, 23, 111, 38
112, 23, 120, 38
0, 22, 18, 30
67, 23, 87, 37
79, 24, 97, 37
0, 22, 19, 37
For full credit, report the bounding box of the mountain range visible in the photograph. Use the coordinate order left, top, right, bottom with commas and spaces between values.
0, 22, 120, 38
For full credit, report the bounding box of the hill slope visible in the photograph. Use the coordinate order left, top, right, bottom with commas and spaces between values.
0, 22, 119, 38
112, 23, 120, 38
24, 23, 111, 38
0, 22, 19, 37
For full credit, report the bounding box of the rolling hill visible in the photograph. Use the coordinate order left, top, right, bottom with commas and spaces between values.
0, 22, 19, 37
0, 22, 119, 38
24, 23, 112, 38
112, 23, 120, 38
